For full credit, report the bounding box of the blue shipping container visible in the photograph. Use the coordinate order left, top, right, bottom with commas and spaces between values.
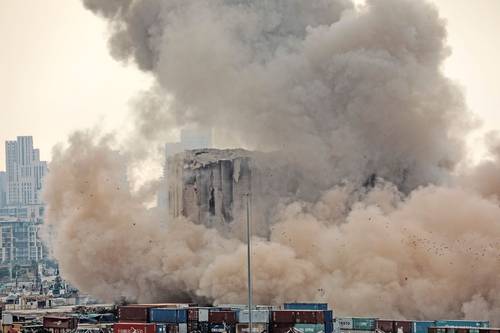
325, 322, 334, 333
434, 321, 489, 328
178, 310, 188, 323
150, 309, 188, 323
284, 304, 329, 311
414, 321, 434, 333
323, 311, 333, 323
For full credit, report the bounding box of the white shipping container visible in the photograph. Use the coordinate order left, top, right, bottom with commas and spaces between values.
340, 330, 375, 333
238, 310, 270, 323
179, 324, 188, 333
337, 319, 354, 330
199, 309, 209, 322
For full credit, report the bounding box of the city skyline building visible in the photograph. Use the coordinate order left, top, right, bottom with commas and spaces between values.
0, 171, 6, 208
4, 136, 48, 206
0, 137, 47, 270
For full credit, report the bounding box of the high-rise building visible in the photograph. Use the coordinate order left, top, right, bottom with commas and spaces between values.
5, 136, 48, 206
0, 172, 7, 208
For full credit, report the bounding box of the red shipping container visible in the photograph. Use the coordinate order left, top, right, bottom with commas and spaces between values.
119, 304, 188, 322
394, 321, 413, 333
272, 312, 295, 324
272, 311, 324, 324
114, 323, 157, 333
295, 311, 324, 324
377, 320, 394, 333
43, 317, 78, 329
208, 311, 238, 324
271, 324, 295, 333
188, 309, 199, 321
377, 320, 413, 333
119, 306, 151, 323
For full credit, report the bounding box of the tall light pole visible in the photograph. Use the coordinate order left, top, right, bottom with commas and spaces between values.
246, 193, 253, 333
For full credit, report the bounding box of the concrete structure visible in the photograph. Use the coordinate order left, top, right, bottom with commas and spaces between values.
5, 137, 48, 206
158, 128, 213, 208
166, 149, 305, 237
0, 171, 7, 208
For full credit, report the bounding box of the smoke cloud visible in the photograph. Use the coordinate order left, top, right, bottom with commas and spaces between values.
42, 0, 500, 324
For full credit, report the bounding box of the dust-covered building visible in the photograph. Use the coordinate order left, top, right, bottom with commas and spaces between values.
166, 149, 306, 237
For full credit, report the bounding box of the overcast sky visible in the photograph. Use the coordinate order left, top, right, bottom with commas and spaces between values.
0, 0, 499, 170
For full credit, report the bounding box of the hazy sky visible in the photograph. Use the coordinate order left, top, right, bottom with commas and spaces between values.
0, 0, 499, 170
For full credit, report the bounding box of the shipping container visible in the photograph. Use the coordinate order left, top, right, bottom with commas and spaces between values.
158, 324, 167, 333
199, 310, 210, 323
377, 321, 393, 333
338, 318, 353, 330
271, 323, 296, 333
284, 304, 329, 311
188, 309, 199, 322
114, 322, 157, 333
167, 324, 179, 333
43, 316, 78, 330
325, 322, 333, 333
271, 311, 324, 324
272, 311, 295, 324
150, 309, 189, 324
238, 310, 270, 323
209, 311, 238, 324
340, 330, 375, 333
434, 322, 489, 328
119, 306, 153, 323
218, 305, 247, 310
236, 323, 269, 333
188, 308, 212, 322
428, 328, 498, 333
394, 321, 413, 333
294, 324, 326, 333
210, 324, 236, 333
180, 324, 188, 333
376, 320, 413, 333
352, 319, 377, 331
188, 322, 210, 333
323, 311, 333, 323
271, 324, 326, 333
413, 321, 434, 333
337, 318, 376, 331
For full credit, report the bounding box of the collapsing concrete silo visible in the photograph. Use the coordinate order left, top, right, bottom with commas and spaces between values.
166, 149, 304, 238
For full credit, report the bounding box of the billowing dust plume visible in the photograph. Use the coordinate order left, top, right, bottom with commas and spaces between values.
43, 0, 500, 324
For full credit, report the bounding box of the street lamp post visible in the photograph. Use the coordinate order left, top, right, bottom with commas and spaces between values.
246, 193, 253, 333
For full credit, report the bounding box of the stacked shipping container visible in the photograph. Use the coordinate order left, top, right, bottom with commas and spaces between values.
112, 303, 491, 333
337, 317, 377, 333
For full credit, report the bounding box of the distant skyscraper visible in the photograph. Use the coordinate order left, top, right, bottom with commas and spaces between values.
4, 136, 48, 206
0, 172, 6, 208
158, 128, 213, 208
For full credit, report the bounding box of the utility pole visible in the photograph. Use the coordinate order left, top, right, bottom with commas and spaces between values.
246, 193, 253, 333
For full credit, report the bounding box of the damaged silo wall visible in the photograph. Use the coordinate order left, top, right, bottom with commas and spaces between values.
166, 149, 296, 238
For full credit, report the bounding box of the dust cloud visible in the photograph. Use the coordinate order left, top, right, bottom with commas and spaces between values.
42, 0, 500, 324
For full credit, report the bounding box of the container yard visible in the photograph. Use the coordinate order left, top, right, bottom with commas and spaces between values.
0, 302, 497, 333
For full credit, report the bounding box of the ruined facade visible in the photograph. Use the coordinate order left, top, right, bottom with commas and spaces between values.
166, 149, 303, 237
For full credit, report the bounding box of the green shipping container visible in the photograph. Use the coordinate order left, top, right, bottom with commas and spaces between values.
294, 324, 325, 333
352, 318, 377, 331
